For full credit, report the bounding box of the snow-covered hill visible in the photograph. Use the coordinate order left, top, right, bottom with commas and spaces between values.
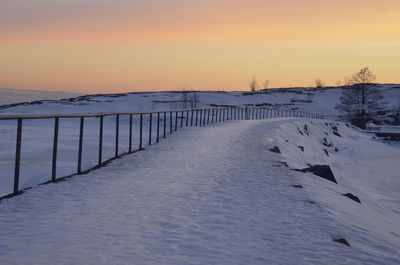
0, 84, 399, 263
1, 85, 399, 123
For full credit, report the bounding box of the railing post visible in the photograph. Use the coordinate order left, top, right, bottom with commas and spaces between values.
129, 114, 132, 153
52, 117, 59, 182
203, 109, 207, 126
175, 111, 178, 131
139, 113, 143, 150
195, 110, 199, 126
199, 110, 202, 127
207, 109, 210, 124
212, 109, 214, 123
13, 118, 23, 195
163, 112, 167, 138
170, 112, 173, 133
186, 110, 189, 127
148, 113, 152, 146
191, 110, 194, 126
115, 114, 119, 158
223, 109, 225, 121
219, 109, 222, 122
99, 116, 104, 165
180, 111, 183, 127
77, 117, 84, 174
157, 112, 160, 143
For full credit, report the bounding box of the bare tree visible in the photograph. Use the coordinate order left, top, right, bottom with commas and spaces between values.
314, 78, 324, 88
181, 87, 189, 108
343, 76, 352, 86
249, 77, 258, 92
262, 79, 269, 90
188, 93, 199, 108
335, 67, 385, 129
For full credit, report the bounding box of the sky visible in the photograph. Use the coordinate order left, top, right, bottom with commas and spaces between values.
0, 0, 399, 93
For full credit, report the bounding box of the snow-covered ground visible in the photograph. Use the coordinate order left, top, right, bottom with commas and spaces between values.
1, 85, 399, 117
271, 119, 400, 262
0, 87, 399, 264
1, 119, 399, 264
1, 86, 398, 196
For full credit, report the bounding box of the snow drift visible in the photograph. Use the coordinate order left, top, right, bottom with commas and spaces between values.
269, 119, 400, 261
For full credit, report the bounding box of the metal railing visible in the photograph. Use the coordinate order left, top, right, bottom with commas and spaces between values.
0, 107, 323, 199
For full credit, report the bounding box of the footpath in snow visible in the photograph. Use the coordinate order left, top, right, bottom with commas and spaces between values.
0, 119, 399, 264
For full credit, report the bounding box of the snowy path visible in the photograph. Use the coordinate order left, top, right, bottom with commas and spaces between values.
0, 120, 383, 264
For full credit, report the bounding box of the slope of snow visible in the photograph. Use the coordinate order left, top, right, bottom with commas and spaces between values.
1, 119, 398, 264
1, 85, 399, 117
270, 120, 400, 261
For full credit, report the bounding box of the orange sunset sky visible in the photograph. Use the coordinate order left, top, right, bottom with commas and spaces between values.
0, 0, 399, 93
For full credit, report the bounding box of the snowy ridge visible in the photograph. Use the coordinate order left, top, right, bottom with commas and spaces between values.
270, 120, 400, 261
1, 85, 399, 122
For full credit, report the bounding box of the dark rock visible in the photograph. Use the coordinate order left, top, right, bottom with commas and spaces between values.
303, 124, 310, 135
292, 185, 303, 188
342, 193, 361, 203
300, 200, 316, 205
334, 147, 339, 152
333, 238, 351, 247
269, 146, 281, 153
297, 127, 304, 135
323, 137, 332, 147
323, 149, 329, 156
296, 165, 337, 184
273, 161, 288, 168
332, 127, 342, 137
297, 145, 304, 152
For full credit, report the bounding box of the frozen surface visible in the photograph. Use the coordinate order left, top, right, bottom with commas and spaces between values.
0, 88, 81, 106
0, 119, 399, 264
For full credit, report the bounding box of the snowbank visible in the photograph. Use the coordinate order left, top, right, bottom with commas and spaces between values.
270, 119, 400, 260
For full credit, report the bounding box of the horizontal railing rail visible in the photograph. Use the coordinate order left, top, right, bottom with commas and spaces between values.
0, 107, 324, 199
